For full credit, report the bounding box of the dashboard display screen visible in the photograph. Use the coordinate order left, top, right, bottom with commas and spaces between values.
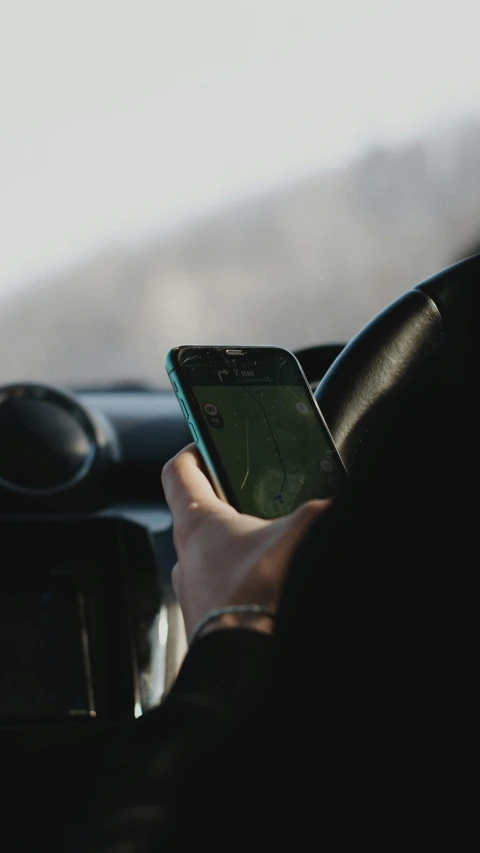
0, 566, 95, 720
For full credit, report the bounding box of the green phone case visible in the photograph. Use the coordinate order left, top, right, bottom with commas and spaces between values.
165, 347, 228, 502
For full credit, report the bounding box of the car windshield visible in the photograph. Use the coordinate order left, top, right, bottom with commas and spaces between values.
1, 0, 479, 388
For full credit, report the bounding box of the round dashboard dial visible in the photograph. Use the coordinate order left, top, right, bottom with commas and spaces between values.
0, 383, 99, 496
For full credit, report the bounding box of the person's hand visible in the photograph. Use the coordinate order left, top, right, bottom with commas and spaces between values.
161, 445, 330, 641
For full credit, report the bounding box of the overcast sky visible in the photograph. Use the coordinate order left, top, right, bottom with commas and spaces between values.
1, 0, 479, 294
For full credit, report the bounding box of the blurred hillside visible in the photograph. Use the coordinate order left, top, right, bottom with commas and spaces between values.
1, 119, 480, 387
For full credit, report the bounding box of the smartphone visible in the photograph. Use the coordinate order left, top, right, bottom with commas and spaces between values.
165, 345, 347, 519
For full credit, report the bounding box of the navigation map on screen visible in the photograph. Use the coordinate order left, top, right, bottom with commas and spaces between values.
191, 382, 341, 518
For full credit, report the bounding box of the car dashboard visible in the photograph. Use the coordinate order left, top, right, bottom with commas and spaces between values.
0, 385, 193, 728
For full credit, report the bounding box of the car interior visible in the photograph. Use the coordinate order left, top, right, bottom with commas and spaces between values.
1, 248, 478, 852
1, 3, 479, 850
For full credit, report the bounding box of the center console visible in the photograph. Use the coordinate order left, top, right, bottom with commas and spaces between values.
0, 510, 184, 851
0, 515, 179, 725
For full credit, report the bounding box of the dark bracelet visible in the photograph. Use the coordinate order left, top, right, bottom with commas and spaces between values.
188, 604, 277, 646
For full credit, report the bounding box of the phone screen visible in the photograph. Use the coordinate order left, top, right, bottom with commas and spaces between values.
174, 347, 346, 519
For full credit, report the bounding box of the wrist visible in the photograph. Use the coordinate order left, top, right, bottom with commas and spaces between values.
189, 604, 276, 646
197, 611, 275, 640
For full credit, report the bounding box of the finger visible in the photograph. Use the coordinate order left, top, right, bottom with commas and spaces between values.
171, 562, 179, 596
162, 444, 220, 518
281, 498, 331, 552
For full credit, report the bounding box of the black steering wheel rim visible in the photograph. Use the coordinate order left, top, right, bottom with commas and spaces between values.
313, 254, 480, 477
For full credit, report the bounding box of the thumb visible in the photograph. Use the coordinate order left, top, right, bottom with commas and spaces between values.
253, 499, 331, 611
281, 498, 331, 554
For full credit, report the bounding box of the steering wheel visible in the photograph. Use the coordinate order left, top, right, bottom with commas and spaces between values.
314, 254, 479, 478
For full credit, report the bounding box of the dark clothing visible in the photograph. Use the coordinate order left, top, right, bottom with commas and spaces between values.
82, 631, 274, 852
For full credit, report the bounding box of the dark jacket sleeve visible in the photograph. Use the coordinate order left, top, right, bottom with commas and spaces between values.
80, 629, 273, 853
